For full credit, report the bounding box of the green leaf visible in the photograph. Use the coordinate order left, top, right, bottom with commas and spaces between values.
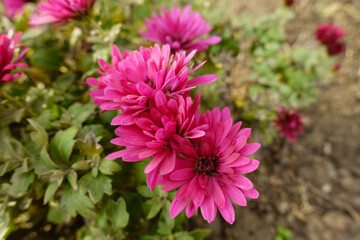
77, 131, 103, 156
106, 198, 129, 229
190, 229, 212, 240
79, 173, 112, 203
47, 205, 73, 224
68, 103, 96, 126
162, 200, 175, 230
99, 158, 121, 175
40, 146, 59, 169
147, 201, 163, 219
67, 170, 78, 191
44, 181, 59, 204
71, 160, 91, 171
49, 127, 78, 165
6, 170, 35, 197
61, 185, 96, 219
0, 108, 25, 127
173, 232, 194, 240
28, 119, 48, 148
157, 221, 171, 236
137, 185, 154, 198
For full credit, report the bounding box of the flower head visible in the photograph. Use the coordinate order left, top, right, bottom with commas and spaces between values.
3, 0, 28, 18
139, 5, 221, 53
107, 91, 208, 190
87, 44, 217, 125
326, 40, 345, 56
284, 0, 295, 6
0, 29, 29, 82
316, 23, 345, 44
273, 106, 304, 143
29, 0, 96, 27
160, 108, 260, 224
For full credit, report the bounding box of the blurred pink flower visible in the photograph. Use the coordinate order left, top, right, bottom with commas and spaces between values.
29, 0, 96, 27
326, 40, 345, 56
139, 5, 221, 52
332, 63, 341, 71
3, 0, 27, 18
159, 108, 260, 224
316, 23, 345, 44
273, 106, 304, 143
87, 44, 217, 124
107, 92, 208, 190
0, 29, 29, 82
284, 0, 295, 6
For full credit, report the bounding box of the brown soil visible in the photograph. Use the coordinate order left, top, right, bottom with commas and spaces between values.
198, 0, 360, 239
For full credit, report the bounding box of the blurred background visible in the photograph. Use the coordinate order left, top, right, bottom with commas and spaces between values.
195, 0, 360, 239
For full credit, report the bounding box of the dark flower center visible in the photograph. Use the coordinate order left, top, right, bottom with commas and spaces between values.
196, 156, 219, 176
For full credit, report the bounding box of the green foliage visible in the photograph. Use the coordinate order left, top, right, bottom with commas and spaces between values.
275, 226, 293, 240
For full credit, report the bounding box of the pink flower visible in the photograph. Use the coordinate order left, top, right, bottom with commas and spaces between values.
273, 106, 304, 143
284, 0, 295, 6
87, 44, 217, 125
0, 29, 29, 82
3, 0, 27, 18
316, 23, 345, 44
139, 5, 221, 52
29, 0, 96, 27
326, 41, 345, 56
107, 91, 208, 190
159, 108, 260, 224
332, 63, 341, 71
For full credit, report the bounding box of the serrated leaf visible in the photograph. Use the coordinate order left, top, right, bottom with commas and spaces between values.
49, 127, 78, 165
47, 205, 73, 224
106, 198, 129, 229
71, 160, 91, 171
68, 103, 96, 126
28, 119, 48, 148
61, 185, 96, 219
0, 108, 25, 127
79, 173, 112, 203
67, 170, 78, 190
99, 158, 121, 175
77, 131, 103, 156
7, 170, 35, 197
44, 181, 59, 204
40, 147, 59, 169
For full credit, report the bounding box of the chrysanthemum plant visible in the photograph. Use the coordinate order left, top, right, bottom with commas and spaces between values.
0, 0, 260, 239
231, 8, 338, 143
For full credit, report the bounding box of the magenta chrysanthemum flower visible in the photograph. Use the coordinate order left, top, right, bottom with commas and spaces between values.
159, 108, 260, 224
139, 5, 221, 52
29, 0, 96, 27
107, 91, 208, 190
316, 23, 345, 44
3, 0, 27, 18
315, 23, 346, 56
326, 41, 345, 56
87, 44, 217, 125
273, 106, 304, 144
0, 29, 29, 82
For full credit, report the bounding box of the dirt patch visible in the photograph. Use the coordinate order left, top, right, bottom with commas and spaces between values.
198, 1, 360, 239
